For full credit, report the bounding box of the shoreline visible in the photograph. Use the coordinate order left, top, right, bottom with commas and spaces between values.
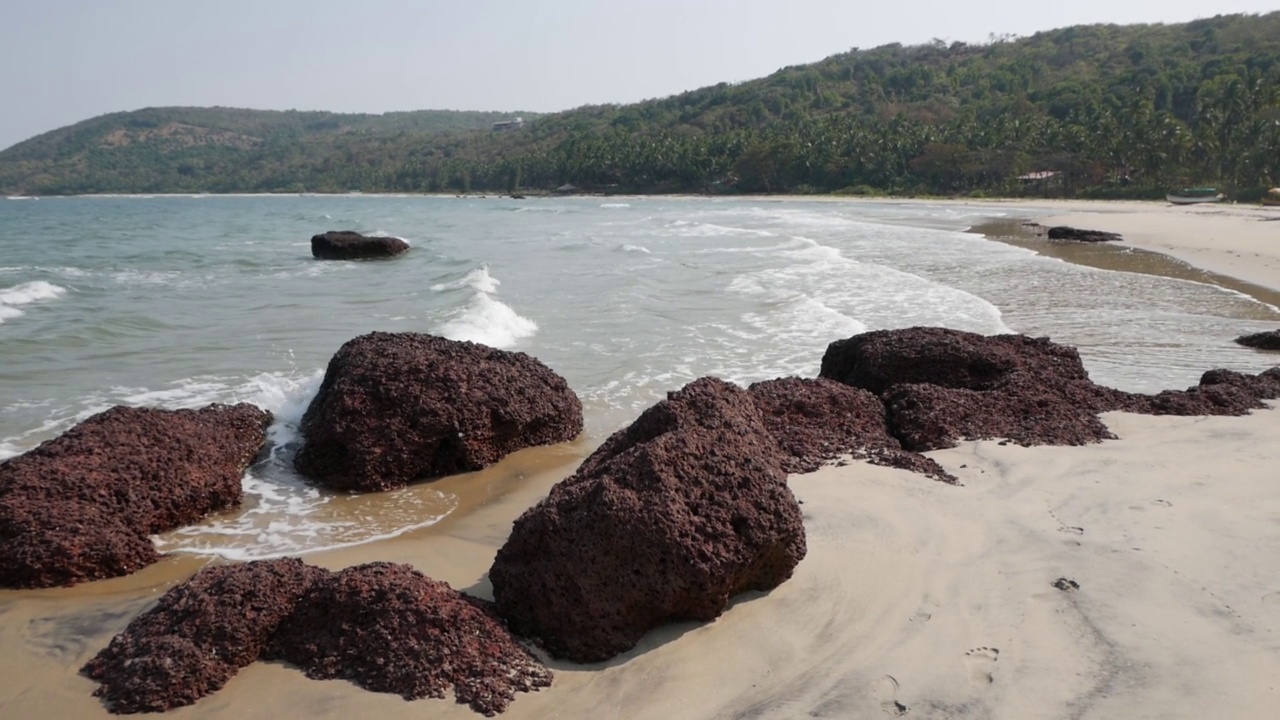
3, 194, 1279, 718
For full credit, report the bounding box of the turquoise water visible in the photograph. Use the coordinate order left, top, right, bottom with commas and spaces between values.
2, 195, 1276, 557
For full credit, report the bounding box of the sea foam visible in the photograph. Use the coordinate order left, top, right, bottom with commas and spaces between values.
0, 280, 67, 324
434, 266, 538, 348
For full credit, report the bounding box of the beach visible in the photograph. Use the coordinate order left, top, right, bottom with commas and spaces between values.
1, 198, 1279, 719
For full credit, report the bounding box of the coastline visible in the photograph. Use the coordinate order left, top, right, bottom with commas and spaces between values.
2, 196, 1279, 718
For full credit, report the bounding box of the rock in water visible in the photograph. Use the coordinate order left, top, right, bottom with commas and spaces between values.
82, 559, 325, 714
267, 563, 552, 716
294, 332, 583, 492
310, 230, 410, 260
0, 404, 272, 588
1046, 226, 1122, 242
490, 377, 806, 663
1235, 329, 1280, 351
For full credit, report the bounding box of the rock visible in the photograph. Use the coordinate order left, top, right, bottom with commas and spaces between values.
1235, 329, 1280, 350
1052, 577, 1080, 592
1046, 226, 1122, 242
267, 562, 552, 716
310, 230, 410, 260
490, 377, 805, 663
0, 404, 272, 588
82, 559, 325, 714
83, 560, 551, 716
747, 377, 957, 483
294, 332, 583, 492
820, 327, 1280, 452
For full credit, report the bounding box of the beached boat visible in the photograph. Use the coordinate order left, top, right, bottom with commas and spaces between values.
1167, 187, 1225, 204
1262, 188, 1280, 206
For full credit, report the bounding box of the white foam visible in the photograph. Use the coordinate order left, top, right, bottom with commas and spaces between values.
601, 203, 631, 208
0, 281, 67, 324
433, 266, 538, 348
619, 244, 651, 254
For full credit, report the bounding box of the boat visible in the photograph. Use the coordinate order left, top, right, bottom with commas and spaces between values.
1262, 188, 1280, 206
1167, 187, 1225, 205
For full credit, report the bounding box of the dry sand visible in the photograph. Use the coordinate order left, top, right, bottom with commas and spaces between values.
2, 199, 1279, 720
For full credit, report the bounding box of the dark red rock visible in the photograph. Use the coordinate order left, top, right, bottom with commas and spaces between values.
294, 332, 583, 492
1235, 329, 1280, 351
267, 562, 552, 716
310, 230, 410, 260
0, 404, 272, 588
82, 559, 326, 714
490, 377, 806, 663
747, 377, 956, 483
821, 327, 1279, 452
1046, 226, 1122, 242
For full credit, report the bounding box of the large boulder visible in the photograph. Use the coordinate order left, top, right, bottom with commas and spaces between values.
490, 377, 806, 663
1046, 226, 1122, 242
310, 230, 410, 260
83, 559, 326, 714
294, 332, 583, 492
1235, 329, 1280, 351
747, 376, 956, 482
0, 404, 272, 588
267, 563, 553, 716
83, 560, 551, 716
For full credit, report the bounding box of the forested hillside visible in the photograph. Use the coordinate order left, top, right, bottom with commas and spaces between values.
4, 12, 1279, 197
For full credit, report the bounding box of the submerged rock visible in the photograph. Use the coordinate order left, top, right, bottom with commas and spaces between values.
83, 560, 550, 716
1046, 226, 1122, 242
490, 377, 805, 663
294, 332, 583, 492
1235, 329, 1280, 351
268, 562, 552, 716
0, 404, 271, 588
310, 230, 410, 260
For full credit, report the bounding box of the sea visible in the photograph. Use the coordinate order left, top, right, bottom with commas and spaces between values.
2, 195, 1277, 560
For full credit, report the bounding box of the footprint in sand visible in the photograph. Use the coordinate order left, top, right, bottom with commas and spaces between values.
874, 675, 909, 716
964, 647, 1000, 685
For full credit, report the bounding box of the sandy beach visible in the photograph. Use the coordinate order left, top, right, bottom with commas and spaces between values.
2, 198, 1279, 719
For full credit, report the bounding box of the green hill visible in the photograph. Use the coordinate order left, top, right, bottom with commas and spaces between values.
4, 12, 1280, 197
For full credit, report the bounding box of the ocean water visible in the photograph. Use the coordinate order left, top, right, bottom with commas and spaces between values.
2, 195, 1277, 559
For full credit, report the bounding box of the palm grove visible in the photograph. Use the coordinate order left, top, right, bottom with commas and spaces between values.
2, 12, 1278, 199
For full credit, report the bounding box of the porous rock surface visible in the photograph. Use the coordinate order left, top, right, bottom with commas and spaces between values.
821, 326, 1280, 452
1046, 226, 1122, 242
0, 404, 272, 588
294, 332, 583, 492
1235, 329, 1280, 351
268, 562, 552, 716
747, 376, 957, 482
83, 559, 326, 714
310, 230, 410, 260
84, 560, 551, 716
490, 377, 806, 663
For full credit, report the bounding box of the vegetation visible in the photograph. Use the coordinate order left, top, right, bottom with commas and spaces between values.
4, 12, 1280, 198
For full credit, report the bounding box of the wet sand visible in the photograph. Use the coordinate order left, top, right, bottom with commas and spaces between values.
2, 199, 1279, 719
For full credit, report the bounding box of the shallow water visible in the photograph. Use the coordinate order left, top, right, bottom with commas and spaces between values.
2, 195, 1276, 559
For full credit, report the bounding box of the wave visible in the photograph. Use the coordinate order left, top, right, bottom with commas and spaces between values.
601, 203, 631, 208
432, 266, 539, 348
618, 244, 651, 254
0, 280, 67, 324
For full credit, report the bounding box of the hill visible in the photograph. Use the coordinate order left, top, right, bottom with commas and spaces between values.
4, 12, 1279, 197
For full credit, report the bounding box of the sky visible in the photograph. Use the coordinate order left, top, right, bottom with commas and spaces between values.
3, 0, 1278, 150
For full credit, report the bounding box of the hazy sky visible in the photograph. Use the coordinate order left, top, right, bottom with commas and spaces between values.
3, 0, 1278, 149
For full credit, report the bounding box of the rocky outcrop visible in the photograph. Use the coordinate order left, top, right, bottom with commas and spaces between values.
268, 563, 552, 716
1235, 329, 1280, 350
1046, 226, 1122, 242
747, 377, 956, 482
490, 377, 806, 663
84, 560, 549, 716
310, 230, 410, 260
83, 559, 326, 714
0, 404, 272, 588
820, 327, 1280, 452
294, 332, 583, 492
